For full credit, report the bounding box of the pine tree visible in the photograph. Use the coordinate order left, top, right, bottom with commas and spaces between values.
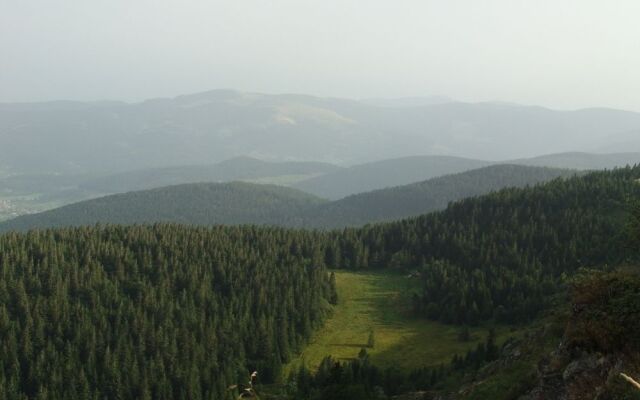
367, 330, 375, 349
328, 272, 339, 305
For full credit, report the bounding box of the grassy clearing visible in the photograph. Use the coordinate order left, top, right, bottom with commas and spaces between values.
285, 270, 519, 376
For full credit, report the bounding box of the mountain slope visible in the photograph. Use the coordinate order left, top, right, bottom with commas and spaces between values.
0, 165, 577, 232
293, 155, 491, 199
0, 182, 326, 231
510, 151, 640, 170
2, 160, 640, 400
293, 152, 640, 200
77, 156, 341, 193
322, 166, 640, 323
284, 166, 640, 399
0, 156, 340, 221
2, 151, 635, 222
300, 165, 578, 228
4, 90, 640, 174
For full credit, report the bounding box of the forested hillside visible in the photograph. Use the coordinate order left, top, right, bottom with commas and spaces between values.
5, 166, 639, 326
303, 165, 577, 227
0, 225, 335, 399
2, 152, 637, 222
0, 165, 639, 399
0, 157, 339, 222
282, 168, 640, 400
0, 182, 326, 232
292, 155, 490, 199
293, 152, 640, 200
324, 166, 640, 325
0, 165, 575, 231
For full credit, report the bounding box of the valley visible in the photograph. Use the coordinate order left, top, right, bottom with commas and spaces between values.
0, 157, 638, 399
5, 2, 640, 398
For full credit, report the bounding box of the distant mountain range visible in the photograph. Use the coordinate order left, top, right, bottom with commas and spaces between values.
360, 96, 454, 107
3, 89, 640, 175
0, 164, 579, 232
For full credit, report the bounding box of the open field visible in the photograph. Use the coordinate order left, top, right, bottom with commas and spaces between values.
285, 270, 520, 376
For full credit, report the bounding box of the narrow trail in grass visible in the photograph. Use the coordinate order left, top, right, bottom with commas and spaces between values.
285, 270, 517, 376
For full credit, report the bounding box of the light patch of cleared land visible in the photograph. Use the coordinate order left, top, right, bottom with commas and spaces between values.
286, 270, 518, 375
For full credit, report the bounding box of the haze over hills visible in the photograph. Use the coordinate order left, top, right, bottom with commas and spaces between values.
77, 156, 341, 193
2, 151, 638, 222
0, 157, 341, 221
4, 90, 640, 175
292, 155, 491, 200
301, 165, 578, 228
361, 95, 455, 107
0, 164, 575, 232
594, 130, 640, 153
510, 151, 640, 170
293, 152, 640, 200
5, 1, 640, 398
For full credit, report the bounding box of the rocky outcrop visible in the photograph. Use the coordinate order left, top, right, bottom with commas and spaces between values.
519, 269, 640, 400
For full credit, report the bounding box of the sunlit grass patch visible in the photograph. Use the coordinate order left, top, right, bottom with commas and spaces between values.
285, 270, 518, 376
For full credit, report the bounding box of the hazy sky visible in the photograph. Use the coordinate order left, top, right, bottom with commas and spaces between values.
2, 0, 640, 110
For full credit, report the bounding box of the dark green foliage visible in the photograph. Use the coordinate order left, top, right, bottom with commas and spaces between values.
302, 164, 577, 227
624, 200, 640, 257
451, 330, 502, 371
566, 268, 640, 353
289, 350, 448, 399
292, 166, 640, 398
292, 331, 511, 399
0, 182, 327, 232
367, 330, 375, 349
0, 224, 333, 399
0, 164, 639, 398
325, 166, 640, 324
458, 326, 471, 342
328, 272, 338, 305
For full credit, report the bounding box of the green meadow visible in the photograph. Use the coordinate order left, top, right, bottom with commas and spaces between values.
285, 270, 519, 376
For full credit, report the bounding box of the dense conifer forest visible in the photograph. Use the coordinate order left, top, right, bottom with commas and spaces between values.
0, 225, 334, 399
0, 182, 326, 231
302, 164, 576, 227
0, 166, 638, 398
325, 166, 640, 324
